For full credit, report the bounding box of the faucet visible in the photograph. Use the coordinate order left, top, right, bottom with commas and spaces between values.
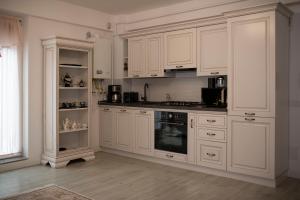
141, 83, 149, 102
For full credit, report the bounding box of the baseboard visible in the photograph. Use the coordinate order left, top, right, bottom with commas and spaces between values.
101, 147, 277, 187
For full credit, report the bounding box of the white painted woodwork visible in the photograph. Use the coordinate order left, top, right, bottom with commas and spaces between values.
227, 116, 275, 179
114, 109, 134, 152
227, 12, 275, 118
197, 128, 226, 142
164, 28, 196, 69
128, 37, 146, 77
145, 33, 164, 77
188, 114, 196, 164
197, 114, 226, 128
99, 107, 114, 148
41, 36, 95, 168
196, 140, 226, 170
133, 110, 154, 156
93, 37, 112, 79
197, 24, 228, 76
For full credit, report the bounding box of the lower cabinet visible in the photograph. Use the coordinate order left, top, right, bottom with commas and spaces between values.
114, 108, 134, 152
196, 140, 226, 170
133, 110, 154, 156
99, 107, 114, 148
227, 116, 275, 179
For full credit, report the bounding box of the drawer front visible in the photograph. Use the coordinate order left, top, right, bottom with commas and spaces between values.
197, 128, 226, 142
197, 115, 226, 128
154, 150, 188, 163
196, 140, 226, 170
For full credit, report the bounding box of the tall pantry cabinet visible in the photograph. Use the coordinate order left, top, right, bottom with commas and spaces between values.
227, 8, 291, 182
41, 37, 95, 168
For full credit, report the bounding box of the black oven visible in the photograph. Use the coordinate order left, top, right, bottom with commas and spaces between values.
154, 111, 187, 154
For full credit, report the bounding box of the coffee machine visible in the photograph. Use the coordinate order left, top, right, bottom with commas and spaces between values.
107, 85, 122, 103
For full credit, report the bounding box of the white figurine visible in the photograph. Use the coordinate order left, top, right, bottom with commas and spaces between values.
72, 121, 77, 129
63, 118, 71, 130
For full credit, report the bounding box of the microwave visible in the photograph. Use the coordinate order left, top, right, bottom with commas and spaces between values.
201, 88, 227, 107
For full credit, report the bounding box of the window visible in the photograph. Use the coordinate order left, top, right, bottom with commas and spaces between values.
0, 16, 22, 159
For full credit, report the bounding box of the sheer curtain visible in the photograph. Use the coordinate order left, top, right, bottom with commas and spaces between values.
0, 16, 22, 159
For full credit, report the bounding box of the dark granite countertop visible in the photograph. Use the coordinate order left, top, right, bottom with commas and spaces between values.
98, 101, 227, 112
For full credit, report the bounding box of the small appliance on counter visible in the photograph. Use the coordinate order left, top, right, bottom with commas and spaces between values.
202, 76, 227, 107
123, 92, 139, 103
107, 85, 122, 103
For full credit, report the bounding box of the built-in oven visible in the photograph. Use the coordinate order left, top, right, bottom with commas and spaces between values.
154, 111, 188, 154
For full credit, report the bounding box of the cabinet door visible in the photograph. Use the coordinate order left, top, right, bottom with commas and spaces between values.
164, 28, 196, 69
93, 38, 112, 79
114, 109, 134, 152
228, 12, 275, 117
146, 34, 164, 77
197, 24, 227, 76
128, 37, 146, 78
133, 110, 154, 156
227, 116, 275, 178
99, 107, 114, 148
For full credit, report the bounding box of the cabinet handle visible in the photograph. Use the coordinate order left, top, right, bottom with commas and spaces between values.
140, 110, 147, 114
206, 119, 216, 123
96, 69, 103, 74
150, 74, 158, 77
176, 66, 183, 68
245, 112, 255, 116
245, 117, 255, 121
191, 119, 194, 128
166, 154, 174, 158
120, 109, 127, 112
207, 132, 216, 136
133, 75, 139, 78
210, 72, 219, 75
103, 108, 110, 111
206, 153, 216, 157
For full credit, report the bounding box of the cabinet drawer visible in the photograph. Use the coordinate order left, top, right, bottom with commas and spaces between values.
196, 140, 226, 170
197, 128, 226, 142
154, 150, 187, 163
197, 115, 226, 128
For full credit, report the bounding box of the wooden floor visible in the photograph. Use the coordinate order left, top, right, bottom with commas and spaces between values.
0, 152, 300, 200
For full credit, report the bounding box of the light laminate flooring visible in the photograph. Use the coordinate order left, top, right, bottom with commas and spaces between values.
0, 152, 300, 200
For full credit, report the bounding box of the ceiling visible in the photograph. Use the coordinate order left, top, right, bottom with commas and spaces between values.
58, 0, 193, 15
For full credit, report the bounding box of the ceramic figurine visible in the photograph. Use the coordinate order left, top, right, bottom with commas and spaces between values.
63, 118, 71, 130
63, 73, 72, 87
72, 121, 77, 130
79, 80, 85, 87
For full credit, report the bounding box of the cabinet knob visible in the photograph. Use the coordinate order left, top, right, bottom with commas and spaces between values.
245, 117, 255, 121
245, 112, 255, 116
96, 69, 103, 74
176, 66, 183, 68
210, 72, 219, 75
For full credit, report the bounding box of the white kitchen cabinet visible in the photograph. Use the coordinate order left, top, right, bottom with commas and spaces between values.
93, 38, 112, 79
227, 12, 275, 118
114, 108, 134, 152
227, 116, 275, 178
128, 37, 146, 78
133, 110, 154, 156
197, 24, 227, 76
99, 107, 114, 148
145, 34, 164, 77
164, 28, 196, 69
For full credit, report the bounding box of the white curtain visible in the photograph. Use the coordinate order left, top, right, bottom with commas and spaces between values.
0, 16, 22, 158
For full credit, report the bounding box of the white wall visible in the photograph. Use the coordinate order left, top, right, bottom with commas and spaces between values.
0, 15, 111, 172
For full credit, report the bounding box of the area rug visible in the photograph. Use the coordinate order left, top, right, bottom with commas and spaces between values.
0, 185, 93, 200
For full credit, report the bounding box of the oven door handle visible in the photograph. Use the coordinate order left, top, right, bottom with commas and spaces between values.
158, 121, 186, 126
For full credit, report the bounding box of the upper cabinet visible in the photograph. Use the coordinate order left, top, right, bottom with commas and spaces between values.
164, 28, 196, 69
227, 12, 275, 118
145, 33, 164, 77
128, 37, 146, 78
93, 38, 112, 79
197, 24, 228, 76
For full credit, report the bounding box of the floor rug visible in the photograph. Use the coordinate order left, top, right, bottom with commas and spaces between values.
0, 185, 92, 200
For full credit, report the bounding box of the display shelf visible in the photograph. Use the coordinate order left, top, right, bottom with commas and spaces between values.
59, 87, 88, 90
59, 107, 88, 112
59, 128, 88, 134
59, 64, 88, 69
